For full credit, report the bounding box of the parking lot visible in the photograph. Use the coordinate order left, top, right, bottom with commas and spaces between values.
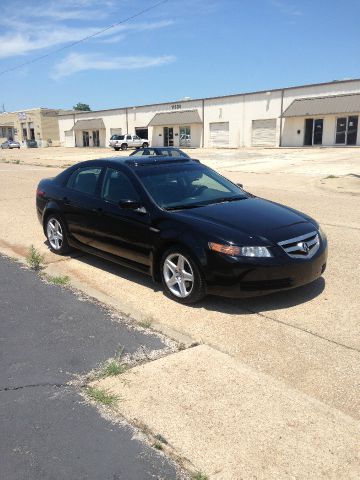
1, 146, 359, 477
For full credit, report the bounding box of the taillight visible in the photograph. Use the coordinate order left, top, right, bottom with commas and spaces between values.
36, 188, 45, 197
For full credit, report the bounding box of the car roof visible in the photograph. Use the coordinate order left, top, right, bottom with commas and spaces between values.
74, 156, 199, 169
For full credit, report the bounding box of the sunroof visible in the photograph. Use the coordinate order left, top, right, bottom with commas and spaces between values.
125, 157, 191, 167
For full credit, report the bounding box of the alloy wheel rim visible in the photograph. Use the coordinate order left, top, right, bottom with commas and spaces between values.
47, 218, 63, 250
163, 253, 194, 298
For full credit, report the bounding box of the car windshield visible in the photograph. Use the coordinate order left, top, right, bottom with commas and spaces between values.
135, 164, 247, 209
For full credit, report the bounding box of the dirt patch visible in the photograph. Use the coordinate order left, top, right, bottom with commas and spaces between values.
319, 173, 360, 195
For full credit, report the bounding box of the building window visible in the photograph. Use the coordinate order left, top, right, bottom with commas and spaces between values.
335, 116, 358, 145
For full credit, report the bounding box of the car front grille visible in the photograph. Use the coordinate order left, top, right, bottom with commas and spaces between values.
278, 231, 320, 259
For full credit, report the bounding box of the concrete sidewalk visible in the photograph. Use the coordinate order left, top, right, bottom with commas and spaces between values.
93, 345, 360, 480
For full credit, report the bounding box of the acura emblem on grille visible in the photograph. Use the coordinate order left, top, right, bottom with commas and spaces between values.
278, 231, 320, 259
298, 241, 309, 253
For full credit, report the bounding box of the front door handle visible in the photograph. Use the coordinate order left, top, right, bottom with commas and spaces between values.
62, 196, 71, 205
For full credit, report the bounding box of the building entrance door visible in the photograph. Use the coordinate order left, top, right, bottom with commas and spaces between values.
304, 118, 323, 146
92, 130, 100, 147
163, 127, 174, 146
82, 131, 90, 147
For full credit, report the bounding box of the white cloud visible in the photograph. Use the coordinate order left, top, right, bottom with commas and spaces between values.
0, 27, 98, 58
270, 0, 302, 16
52, 52, 176, 78
0, 20, 174, 59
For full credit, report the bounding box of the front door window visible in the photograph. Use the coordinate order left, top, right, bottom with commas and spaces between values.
179, 126, 191, 147
82, 131, 89, 147
163, 127, 174, 147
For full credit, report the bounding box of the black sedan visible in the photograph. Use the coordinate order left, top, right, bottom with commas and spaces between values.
130, 147, 190, 158
36, 157, 327, 304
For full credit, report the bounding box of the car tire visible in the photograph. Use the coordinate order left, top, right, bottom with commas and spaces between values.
121, 143, 128, 151
160, 246, 206, 304
142, 142, 149, 148
114, 147, 120, 151
45, 214, 71, 255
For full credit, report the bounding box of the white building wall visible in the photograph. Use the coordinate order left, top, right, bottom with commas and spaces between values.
58, 79, 360, 149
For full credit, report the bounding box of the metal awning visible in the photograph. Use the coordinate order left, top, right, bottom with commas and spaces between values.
72, 118, 105, 130
148, 110, 202, 126
282, 93, 360, 117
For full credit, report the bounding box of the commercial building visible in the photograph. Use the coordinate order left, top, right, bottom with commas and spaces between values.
58, 78, 360, 149
0, 108, 65, 147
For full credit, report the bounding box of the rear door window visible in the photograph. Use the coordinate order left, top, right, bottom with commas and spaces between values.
67, 167, 102, 195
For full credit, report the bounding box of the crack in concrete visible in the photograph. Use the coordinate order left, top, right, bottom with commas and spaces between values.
242, 306, 360, 354
0, 382, 67, 392
322, 222, 360, 231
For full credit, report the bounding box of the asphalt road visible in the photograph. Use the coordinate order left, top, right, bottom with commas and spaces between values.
0, 256, 178, 480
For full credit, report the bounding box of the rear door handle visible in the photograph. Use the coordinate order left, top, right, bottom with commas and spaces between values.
62, 196, 71, 205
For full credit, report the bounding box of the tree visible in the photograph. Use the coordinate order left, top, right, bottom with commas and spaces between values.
73, 102, 91, 111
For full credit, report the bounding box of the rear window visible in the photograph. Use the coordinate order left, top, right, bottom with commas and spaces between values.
110, 135, 125, 140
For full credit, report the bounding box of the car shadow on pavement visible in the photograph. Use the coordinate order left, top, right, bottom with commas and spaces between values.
67, 252, 163, 292
62, 247, 325, 315
199, 277, 326, 315
46, 240, 326, 315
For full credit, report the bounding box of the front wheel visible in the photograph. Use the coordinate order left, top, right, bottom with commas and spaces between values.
121, 143, 128, 151
142, 142, 149, 148
161, 247, 206, 304
114, 147, 120, 151
45, 215, 71, 255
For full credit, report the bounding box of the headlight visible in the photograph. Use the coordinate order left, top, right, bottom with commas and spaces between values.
208, 242, 272, 257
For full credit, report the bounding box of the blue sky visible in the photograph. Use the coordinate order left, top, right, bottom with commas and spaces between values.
1, 0, 359, 112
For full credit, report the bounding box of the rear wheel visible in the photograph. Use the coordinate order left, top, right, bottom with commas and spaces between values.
45, 215, 71, 255
161, 247, 206, 304
121, 143, 128, 151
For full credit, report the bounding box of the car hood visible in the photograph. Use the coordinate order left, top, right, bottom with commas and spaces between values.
173, 197, 317, 243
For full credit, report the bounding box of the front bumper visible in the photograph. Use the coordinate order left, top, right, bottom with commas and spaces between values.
205, 242, 328, 298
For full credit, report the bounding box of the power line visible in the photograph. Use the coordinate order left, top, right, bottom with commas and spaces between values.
0, 0, 169, 77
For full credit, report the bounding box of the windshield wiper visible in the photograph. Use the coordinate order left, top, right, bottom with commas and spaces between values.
165, 204, 204, 211
207, 196, 247, 205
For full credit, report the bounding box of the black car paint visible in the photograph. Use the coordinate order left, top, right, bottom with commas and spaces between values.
36, 157, 328, 298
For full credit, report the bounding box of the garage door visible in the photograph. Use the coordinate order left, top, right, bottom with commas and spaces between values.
209, 122, 229, 147
64, 130, 75, 147
110, 128, 122, 136
251, 119, 277, 147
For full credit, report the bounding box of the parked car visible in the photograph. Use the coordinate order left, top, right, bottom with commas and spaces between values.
109, 134, 149, 151
26, 139, 38, 148
36, 157, 327, 304
1, 139, 20, 149
130, 147, 190, 158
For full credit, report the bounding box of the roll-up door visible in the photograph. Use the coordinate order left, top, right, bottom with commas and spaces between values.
110, 128, 122, 136
209, 122, 229, 147
251, 119, 277, 146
